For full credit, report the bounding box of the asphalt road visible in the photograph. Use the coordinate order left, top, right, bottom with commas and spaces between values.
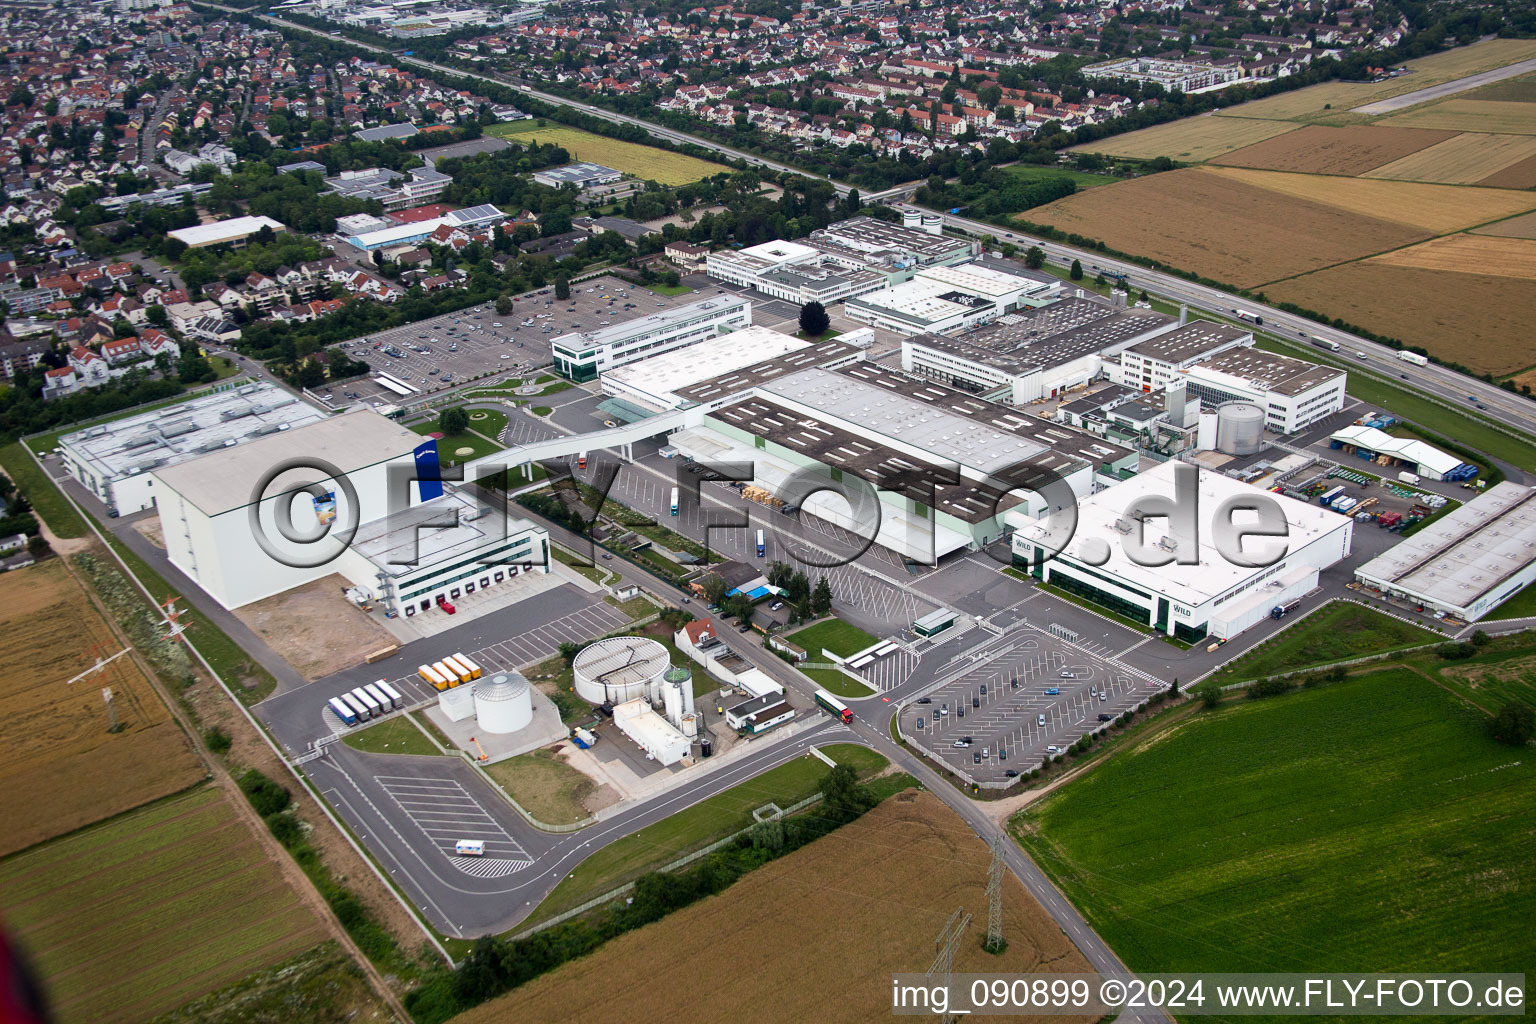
1351, 55, 1536, 113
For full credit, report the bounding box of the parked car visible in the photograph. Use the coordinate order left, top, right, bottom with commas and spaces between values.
916, 697, 932, 705
1037, 714, 1046, 726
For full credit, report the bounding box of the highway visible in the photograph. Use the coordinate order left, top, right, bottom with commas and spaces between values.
225, 2, 1536, 446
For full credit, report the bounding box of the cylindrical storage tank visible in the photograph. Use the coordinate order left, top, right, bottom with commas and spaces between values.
663, 679, 682, 727
571, 636, 670, 706
681, 712, 699, 739
920, 214, 942, 235
700, 737, 713, 757
1216, 401, 1266, 456
665, 665, 694, 718
1197, 411, 1218, 451
474, 671, 532, 734
901, 209, 922, 230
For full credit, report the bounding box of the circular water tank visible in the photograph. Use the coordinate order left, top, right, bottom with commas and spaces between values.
474, 671, 532, 734
902, 209, 922, 230
1216, 401, 1266, 456
572, 636, 670, 706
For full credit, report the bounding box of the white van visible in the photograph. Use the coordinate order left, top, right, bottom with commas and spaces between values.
455, 839, 485, 856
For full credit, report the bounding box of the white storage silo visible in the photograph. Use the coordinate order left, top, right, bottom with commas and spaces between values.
572, 636, 670, 706
474, 672, 533, 734
665, 665, 695, 719
681, 712, 700, 739
663, 680, 682, 727
1216, 401, 1266, 456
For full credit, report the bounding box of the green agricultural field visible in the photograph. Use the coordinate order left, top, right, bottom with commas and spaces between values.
788, 618, 880, 660
0, 787, 328, 1024
1013, 671, 1536, 979
1218, 601, 1439, 681
486, 122, 729, 185
341, 714, 442, 756
1430, 639, 1536, 713
524, 745, 888, 925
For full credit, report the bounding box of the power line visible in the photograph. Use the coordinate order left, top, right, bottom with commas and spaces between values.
985, 832, 1005, 954
927, 907, 971, 1024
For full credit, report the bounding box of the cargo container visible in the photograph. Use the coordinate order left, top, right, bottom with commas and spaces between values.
432, 660, 461, 688
1398, 470, 1420, 484
441, 654, 474, 684
1333, 497, 1358, 513
1309, 337, 1341, 353
1318, 485, 1345, 506
453, 653, 482, 680
375, 679, 405, 709
363, 681, 396, 711
338, 693, 371, 722
328, 696, 359, 726
419, 664, 450, 691
1398, 350, 1428, 366
349, 686, 382, 718
1377, 511, 1402, 528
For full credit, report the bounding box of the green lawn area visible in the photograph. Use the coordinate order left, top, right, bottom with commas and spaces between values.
0, 787, 329, 1023
1012, 670, 1536, 976
1004, 163, 1124, 189
1488, 582, 1536, 620
341, 714, 442, 756
409, 423, 504, 468
523, 745, 889, 926
531, 405, 553, 416
647, 282, 693, 296
0, 443, 87, 538
536, 381, 573, 397
1002, 566, 1030, 581
788, 618, 879, 659
465, 408, 507, 441
483, 749, 596, 826
551, 544, 614, 585
534, 375, 555, 385
1218, 601, 1439, 682
1254, 334, 1536, 472
801, 666, 875, 698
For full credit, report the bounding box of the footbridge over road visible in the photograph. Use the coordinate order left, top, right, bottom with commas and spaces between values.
460, 411, 688, 482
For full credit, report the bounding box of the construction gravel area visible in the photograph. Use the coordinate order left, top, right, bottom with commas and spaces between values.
233, 575, 397, 682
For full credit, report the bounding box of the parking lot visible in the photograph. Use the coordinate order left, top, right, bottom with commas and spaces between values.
902, 631, 1152, 781
375, 773, 534, 877
336, 274, 691, 408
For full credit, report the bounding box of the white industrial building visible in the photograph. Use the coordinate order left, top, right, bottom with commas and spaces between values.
843, 261, 1060, 335
343, 204, 507, 250
58, 382, 325, 517
1353, 483, 1536, 622
724, 693, 795, 733
151, 409, 548, 612
612, 698, 691, 765
902, 297, 1179, 405
599, 325, 811, 413
1181, 348, 1345, 434
668, 361, 1135, 562
168, 215, 286, 249
1009, 461, 1354, 642
532, 162, 623, 189
550, 293, 751, 382
704, 216, 976, 304
1115, 321, 1252, 394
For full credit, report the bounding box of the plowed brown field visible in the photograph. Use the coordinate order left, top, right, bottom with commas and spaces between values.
1211, 125, 1455, 175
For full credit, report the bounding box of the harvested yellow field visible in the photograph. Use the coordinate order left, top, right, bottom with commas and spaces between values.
1473, 210, 1536, 238
1206, 166, 1536, 233
1379, 99, 1536, 135
1220, 38, 1536, 123
1364, 131, 1536, 184
1369, 234, 1536, 281
452, 792, 1092, 1024
1210, 124, 1455, 175
1023, 167, 1427, 288
1068, 114, 1299, 161
1269, 262, 1536, 375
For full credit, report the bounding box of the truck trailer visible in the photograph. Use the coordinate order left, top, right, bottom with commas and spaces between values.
1398, 350, 1428, 366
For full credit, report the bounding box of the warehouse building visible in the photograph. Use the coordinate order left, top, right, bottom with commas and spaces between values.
902, 297, 1178, 404
533, 162, 624, 189
550, 293, 751, 381
1328, 425, 1479, 482
58, 382, 324, 517
343, 204, 507, 250
1115, 321, 1252, 394
168, 215, 286, 250
705, 216, 977, 303
1182, 348, 1345, 434
843, 262, 1059, 335
599, 325, 815, 414
1353, 483, 1536, 622
668, 362, 1134, 562
669, 338, 864, 415
1009, 460, 1353, 642
151, 408, 547, 612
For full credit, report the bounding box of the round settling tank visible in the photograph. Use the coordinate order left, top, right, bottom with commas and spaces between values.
1215, 401, 1266, 456
571, 636, 670, 706
474, 671, 532, 734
